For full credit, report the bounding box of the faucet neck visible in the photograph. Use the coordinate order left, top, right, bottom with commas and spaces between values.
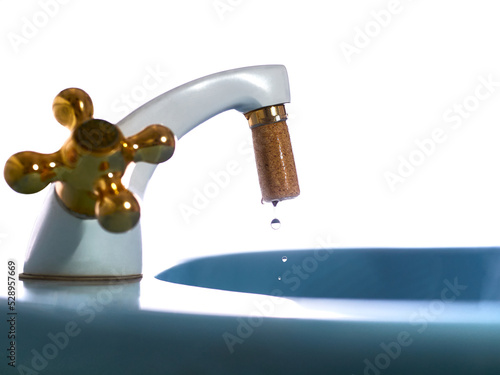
117, 65, 290, 138
116, 65, 291, 199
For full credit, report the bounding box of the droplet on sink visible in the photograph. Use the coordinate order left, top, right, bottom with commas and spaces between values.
271, 218, 281, 230
282, 256, 287, 262
278, 276, 282, 281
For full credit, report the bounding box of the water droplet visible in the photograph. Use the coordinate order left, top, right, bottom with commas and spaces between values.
270, 218, 281, 230
272, 200, 279, 207
282, 256, 287, 262
278, 276, 282, 281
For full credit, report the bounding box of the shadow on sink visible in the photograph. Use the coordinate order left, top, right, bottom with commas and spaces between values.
156, 247, 500, 301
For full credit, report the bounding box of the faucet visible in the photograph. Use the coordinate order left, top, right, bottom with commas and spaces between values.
4, 65, 300, 281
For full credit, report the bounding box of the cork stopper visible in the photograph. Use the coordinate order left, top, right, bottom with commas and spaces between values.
245, 105, 300, 203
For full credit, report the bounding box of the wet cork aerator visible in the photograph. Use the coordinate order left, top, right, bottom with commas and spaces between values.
245, 104, 300, 203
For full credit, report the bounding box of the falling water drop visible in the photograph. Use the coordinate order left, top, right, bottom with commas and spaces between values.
272, 200, 279, 207
278, 276, 282, 281
270, 218, 281, 230
282, 256, 287, 263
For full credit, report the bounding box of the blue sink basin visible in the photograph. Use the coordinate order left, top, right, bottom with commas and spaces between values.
156, 247, 500, 301
4, 247, 500, 375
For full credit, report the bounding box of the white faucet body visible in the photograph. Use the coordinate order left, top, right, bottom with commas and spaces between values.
22, 65, 290, 279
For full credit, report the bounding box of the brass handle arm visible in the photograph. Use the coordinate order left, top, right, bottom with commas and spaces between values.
5, 151, 66, 194
124, 125, 175, 164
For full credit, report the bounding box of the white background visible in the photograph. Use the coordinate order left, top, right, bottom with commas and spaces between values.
1, 0, 500, 276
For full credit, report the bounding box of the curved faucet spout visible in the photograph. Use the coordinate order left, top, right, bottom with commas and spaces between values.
117, 65, 291, 198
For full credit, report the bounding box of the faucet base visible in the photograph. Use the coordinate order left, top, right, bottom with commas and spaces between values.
22, 186, 143, 279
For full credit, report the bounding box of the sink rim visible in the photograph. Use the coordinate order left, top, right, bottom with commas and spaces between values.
154, 246, 500, 323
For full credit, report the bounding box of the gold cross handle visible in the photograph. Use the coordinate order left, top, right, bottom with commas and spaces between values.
4, 88, 175, 233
